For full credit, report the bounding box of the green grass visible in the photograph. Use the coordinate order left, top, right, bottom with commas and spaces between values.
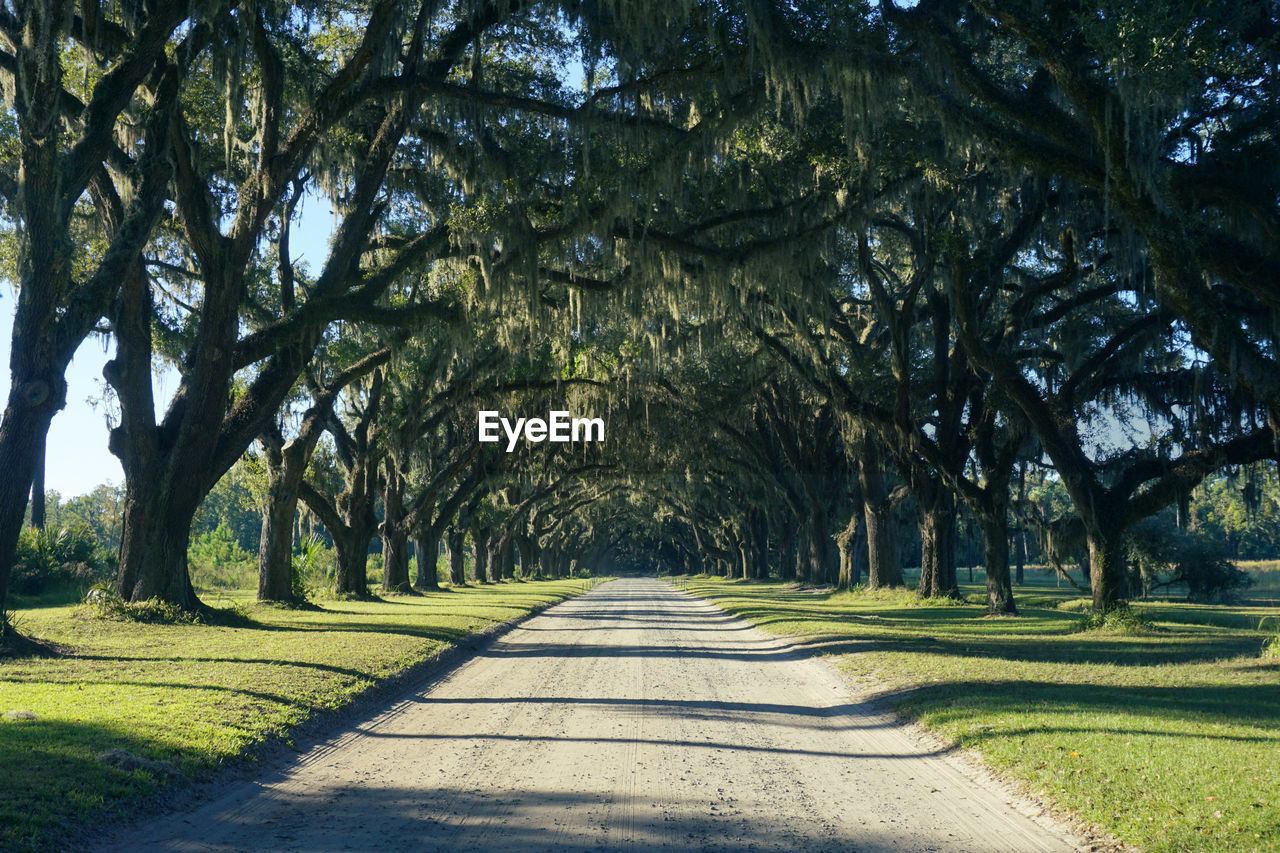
0, 579, 595, 853
678, 575, 1280, 853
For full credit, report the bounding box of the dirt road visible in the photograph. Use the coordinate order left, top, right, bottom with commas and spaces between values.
102, 578, 1082, 852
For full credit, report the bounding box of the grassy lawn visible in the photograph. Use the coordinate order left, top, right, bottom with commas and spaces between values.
678, 574, 1280, 853
0, 579, 594, 853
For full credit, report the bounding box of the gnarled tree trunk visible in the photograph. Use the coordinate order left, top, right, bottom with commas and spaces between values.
333, 529, 372, 598
836, 512, 864, 589
116, 479, 202, 609
299, 475, 378, 599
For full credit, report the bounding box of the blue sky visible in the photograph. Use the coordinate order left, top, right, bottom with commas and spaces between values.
0, 203, 335, 498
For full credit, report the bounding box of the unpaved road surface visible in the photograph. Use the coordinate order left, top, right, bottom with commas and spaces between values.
102, 578, 1082, 852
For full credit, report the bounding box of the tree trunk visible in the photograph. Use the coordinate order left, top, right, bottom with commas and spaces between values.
299, 467, 378, 600
1086, 524, 1129, 612
917, 493, 958, 599
0, 396, 61, 615
447, 529, 466, 585
472, 527, 491, 583
516, 536, 537, 579
256, 433, 309, 605
864, 499, 903, 590
1015, 526, 1026, 585
750, 510, 769, 579
980, 510, 1017, 615
498, 538, 516, 579
918, 514, 937, 597
1015, 461, 1027, 585
382, 528, 411, 593
836, 512, 863, 589
794, 531, 808, 583
414, 535, 440, 589
540, 546, 557, 578
778, 532, 797, 581
108, 257, 260, 609
858, 436, 904, 589
381, 461, 411, 594
486, 539, 503, 582
807, 512, 833, 584
115, 479, 202, 609
29, 427, 46, 530
333, 529, 371, 598
257, 467, 301, 603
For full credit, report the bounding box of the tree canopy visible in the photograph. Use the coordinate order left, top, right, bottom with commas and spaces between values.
1, 0, 1277, 632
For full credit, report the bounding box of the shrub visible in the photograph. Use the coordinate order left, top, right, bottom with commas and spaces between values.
1127, 518, 1251, 602
81, 583, 201, 624
10, 525, 113, 595
291, 535, 333, 599
1075, 606, 1153, 635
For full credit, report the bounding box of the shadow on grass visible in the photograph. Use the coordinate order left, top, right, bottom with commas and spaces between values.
0, 717, 197, 853
0, 675, 298, 707
59, 653, 374, 681
689, 587, 1267, 667
887, 679, 1280, 737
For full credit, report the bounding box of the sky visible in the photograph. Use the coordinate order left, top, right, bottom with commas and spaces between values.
0, 201, 335, 498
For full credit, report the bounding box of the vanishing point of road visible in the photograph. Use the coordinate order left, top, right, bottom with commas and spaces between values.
102, 578, 1083, 852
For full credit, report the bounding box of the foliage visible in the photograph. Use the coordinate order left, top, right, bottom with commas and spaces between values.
1074, 606, 1154, 635
192, 461, 267, 554
291, 535, 334, 601
81, 584, 201, 625
1190, 466, 1280, 561
187, 523, 256, 590
35, 487, 125, 555
10, 526, 113, 596
1128, 518, 1252, 603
